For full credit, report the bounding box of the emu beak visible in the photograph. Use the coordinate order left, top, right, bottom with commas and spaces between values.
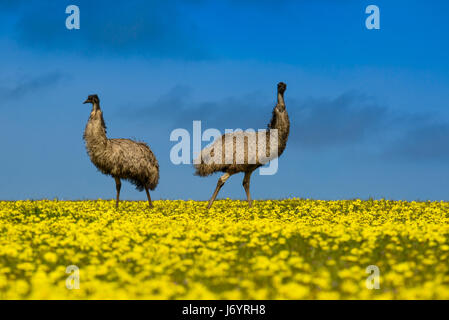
83, 99, 90, 104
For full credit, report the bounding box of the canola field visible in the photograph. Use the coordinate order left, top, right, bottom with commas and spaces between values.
0, 199, 449, 299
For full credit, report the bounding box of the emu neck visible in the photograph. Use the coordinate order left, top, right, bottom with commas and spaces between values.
268, 93, 290, 156
84, 103, 108, 151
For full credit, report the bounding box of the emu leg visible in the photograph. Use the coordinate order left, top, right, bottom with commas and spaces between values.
207, 172, 231, 209
114, 177, 121, 208
243, 170, 254, 208
145, 187, 154, 208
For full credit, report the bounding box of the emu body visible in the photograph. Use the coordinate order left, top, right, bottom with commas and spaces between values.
83, 95, 159, 208
194, 82, 289, 209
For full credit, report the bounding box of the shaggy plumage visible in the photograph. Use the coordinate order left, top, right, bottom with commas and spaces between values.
83, 94, 159, 208
194, 82, 290, 208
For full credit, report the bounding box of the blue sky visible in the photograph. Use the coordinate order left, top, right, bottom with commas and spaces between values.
0, 0, 449, 201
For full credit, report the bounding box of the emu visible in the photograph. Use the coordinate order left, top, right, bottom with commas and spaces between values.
83, 94, 159, 208
194, 82, 289, 209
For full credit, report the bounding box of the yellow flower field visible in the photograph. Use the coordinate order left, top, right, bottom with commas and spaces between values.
0, 199, 449, 299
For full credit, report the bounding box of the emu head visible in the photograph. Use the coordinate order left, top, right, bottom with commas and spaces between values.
277, 82, 287, 95
83, 94, 100, 105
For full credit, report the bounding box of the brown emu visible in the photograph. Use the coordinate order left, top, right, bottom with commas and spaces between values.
83, 94, 159, 208
194, 82, 289, 209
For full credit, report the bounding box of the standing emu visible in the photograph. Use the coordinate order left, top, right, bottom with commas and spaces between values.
194, 82, 289, 209
83, 94, 159, 208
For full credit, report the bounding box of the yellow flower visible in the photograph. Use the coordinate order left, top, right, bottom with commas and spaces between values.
0, 199, 448, 299
43, 252, 58, 264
